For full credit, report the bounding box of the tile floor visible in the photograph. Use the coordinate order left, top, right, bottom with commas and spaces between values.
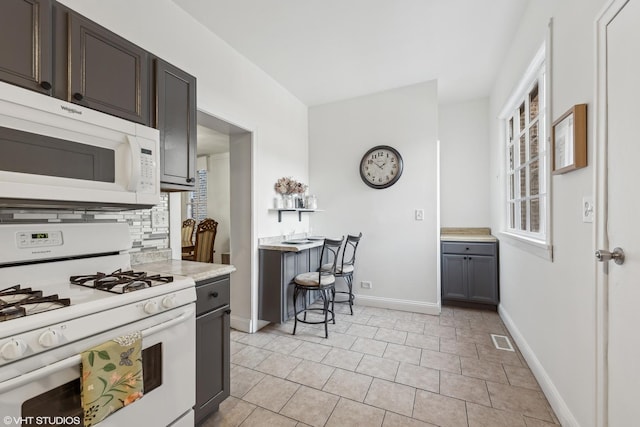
204, 304, 560, 427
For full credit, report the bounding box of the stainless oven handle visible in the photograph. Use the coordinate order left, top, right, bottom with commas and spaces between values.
0, 308, 193, 394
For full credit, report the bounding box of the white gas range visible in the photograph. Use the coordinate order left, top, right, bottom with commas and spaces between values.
0, 223, 196, 427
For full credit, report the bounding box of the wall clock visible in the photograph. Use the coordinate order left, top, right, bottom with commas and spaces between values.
359, 145, 404, 189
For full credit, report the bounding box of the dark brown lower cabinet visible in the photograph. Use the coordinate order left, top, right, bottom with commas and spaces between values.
195, 275, 231, 425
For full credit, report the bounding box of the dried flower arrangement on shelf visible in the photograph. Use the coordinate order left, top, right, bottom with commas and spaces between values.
274, 177, 307, 195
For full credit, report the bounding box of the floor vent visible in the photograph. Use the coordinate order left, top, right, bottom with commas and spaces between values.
491, 334, 515, 352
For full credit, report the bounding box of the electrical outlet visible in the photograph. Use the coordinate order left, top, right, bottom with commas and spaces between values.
152, 211, 169, 228
361, 281, 372, 289
415, 209, 424, 221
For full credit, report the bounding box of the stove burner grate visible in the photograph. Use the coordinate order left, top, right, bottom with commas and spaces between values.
70, 269, 174, 294
0, 285, 71, 322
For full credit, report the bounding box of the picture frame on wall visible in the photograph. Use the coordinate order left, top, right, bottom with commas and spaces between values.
552, 103, 587, 174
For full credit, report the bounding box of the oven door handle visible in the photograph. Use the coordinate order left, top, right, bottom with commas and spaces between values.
0, 309, 193, 394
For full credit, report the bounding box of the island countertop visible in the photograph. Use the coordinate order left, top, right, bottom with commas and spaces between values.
136, 260, 236, 282
258, 233, 329, 252
258, 239, 324, 252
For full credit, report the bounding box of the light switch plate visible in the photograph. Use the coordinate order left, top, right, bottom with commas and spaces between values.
415, 209, 424, 221
582, 196, 594, 223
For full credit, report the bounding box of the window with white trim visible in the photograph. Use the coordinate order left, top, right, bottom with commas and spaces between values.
186, 169, 208, 221
504, 59, 547, 242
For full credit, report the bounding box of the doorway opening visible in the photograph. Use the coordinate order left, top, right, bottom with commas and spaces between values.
180, 110, 254, 333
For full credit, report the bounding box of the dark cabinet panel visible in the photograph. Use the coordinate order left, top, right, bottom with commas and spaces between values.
441, 254, 467, 300
283, 252, 297, 319
467, 256, 498, 304
195, 275, 230, 425
67, 12, 150, 125
154, 58, 197, 190
259, 247, 322, 323
0, 0, 52, 94
195, 305, 230, 425
441, 241, 499, 307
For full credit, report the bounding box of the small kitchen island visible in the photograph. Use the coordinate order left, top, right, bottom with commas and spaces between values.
136, 259, 236, 426
258, 237, 325, 324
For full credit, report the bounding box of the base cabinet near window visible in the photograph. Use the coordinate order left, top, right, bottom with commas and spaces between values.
441, 241, 499, 308
259, 246, 322, 323
195, 275, 231, 425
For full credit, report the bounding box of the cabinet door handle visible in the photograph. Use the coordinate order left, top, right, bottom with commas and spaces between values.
73, 92, 84, 101
210, 291, 219, 298
186, 177, 195, 183
466, 247, 470, 251
40, 81, 52, 90
225, 309, 231, 315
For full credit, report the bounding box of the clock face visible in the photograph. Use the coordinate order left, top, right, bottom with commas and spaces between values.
359, 145, 403, 189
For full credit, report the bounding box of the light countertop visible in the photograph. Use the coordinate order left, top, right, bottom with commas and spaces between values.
258, 233, 327, 252
137, 260, 236, 282
440, 227, 497, 243
258, 239, 324, 252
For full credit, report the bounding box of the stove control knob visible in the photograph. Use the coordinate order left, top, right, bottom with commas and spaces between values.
39, 330, 60, 348
162, 296, 176, 309
1, 339, 27, 360
144, 300, 159, 314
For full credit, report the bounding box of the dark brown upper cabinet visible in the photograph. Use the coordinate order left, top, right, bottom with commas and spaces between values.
155, 59, 197, 190
67, 12, 150, 125
0, 0, 53, 94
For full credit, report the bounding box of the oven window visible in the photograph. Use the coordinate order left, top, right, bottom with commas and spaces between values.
22, 343, 163, 426
0, 126, 115, 183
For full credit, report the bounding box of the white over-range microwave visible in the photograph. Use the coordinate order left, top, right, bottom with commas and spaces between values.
0, 81, 160, 210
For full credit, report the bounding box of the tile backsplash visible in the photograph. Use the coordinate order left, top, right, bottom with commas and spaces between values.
0, 193, 170, 254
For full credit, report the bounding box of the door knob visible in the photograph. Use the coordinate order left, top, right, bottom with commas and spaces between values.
595, 247, 625, 265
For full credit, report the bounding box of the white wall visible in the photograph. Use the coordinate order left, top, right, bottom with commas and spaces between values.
309, 81, 439, 313
488, 0, 607, 425
439, 98, 490, 227
57, 0, 309, 331
206, 153, 231, 263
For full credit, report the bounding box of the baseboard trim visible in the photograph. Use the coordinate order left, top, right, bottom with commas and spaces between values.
230, 315, 251, 333
499, 305, 579, 427
355, 294, 440, 315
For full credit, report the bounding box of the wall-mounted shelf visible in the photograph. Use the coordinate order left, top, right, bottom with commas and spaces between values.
269, 209, 324, 222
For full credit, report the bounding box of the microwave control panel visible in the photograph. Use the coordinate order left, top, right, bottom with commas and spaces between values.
16, 231, 63, 249
139, 148, 155, 193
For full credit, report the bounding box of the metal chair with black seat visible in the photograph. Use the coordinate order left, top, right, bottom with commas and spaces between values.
322, 233, 362, 315
183, 218, 218, 263
292, 236, 344, 338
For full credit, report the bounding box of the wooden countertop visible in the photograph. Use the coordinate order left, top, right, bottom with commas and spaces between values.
137, 260, 236, 282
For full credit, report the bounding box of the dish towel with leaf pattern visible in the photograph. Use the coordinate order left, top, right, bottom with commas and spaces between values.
81, 331, 144, 426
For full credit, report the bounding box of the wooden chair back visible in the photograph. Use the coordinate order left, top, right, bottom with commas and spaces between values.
181, 218, 196, 246
193, 218, 218, 263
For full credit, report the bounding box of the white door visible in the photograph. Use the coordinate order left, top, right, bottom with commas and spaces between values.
598, 0, 640, 425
